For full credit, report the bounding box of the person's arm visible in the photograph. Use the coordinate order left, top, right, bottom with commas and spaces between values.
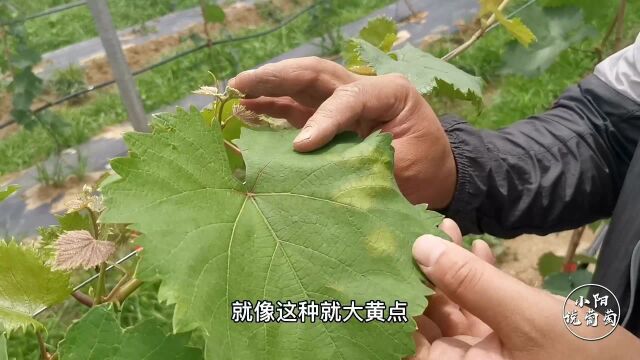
445, 36, 640, 237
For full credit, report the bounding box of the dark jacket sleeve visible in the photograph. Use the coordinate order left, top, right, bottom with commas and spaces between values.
442, 75, 640, 238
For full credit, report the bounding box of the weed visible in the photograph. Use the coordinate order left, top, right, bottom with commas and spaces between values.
47, 65, 87, 103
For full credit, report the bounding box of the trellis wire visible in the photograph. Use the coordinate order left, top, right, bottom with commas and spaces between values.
31, 249, 139, 317
0, 1, 86, 26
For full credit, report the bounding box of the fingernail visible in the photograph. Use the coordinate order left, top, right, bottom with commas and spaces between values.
294, 127, 313, 143
413, 235, 447, 268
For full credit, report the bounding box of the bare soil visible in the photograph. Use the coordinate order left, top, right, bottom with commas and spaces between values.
497, 229, 596, 287
23, 171, 104, 213
0, 94, 19, 139
0, 91, 61, 140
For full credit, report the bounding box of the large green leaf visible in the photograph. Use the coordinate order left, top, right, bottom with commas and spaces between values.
501, 5, 597, 76
0, 242, 71, 334
355, 40, 483, 106
102, 108, 444, 360
58, 306, 202, 360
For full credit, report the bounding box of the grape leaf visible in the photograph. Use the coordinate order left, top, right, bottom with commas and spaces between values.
494, 13, 536, 47
57, 212, 93, 233
355, 40, 483, 106
0, 242, 71, 334
101, 108, 444, 359
537, 252, 564, 277
36, 212, 94, 262
538, 251, 597, 277
53, 230, 116, 271
543, 269, 592, 299
358, 17, 398, 53
0, 185, 18, 203
479, 0, 536, 47
58, 306, 202, 360
343, 17, 397, 75
202, 2, 225, 24
501, 5, 597, 76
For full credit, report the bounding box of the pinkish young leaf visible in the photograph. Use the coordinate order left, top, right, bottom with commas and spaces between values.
53, 230, 116, 270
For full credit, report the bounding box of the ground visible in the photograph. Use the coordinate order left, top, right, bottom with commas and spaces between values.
499, 230, 596, 286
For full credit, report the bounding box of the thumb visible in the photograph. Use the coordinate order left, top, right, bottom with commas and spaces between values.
413, 235, 550, 339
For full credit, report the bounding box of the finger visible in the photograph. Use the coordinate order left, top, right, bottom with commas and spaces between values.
464, 333, 504, 360
293, 74, 412, 152
471, 240, 495, 266
407, 332, 431, 360
229, 57, 356, 107
241, 97, 314, 128
452, 335, 483, 346
427, 338, 469, 360
413, 235, 550, 339
423, 293, 468, 337
439, 218, 462, 245
415, 315, 442, 342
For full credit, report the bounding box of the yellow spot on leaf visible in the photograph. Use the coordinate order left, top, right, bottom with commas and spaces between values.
366, 228, 397, 257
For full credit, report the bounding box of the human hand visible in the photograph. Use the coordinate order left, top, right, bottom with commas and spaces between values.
228, 57, 456, 208
410, 219, 640, 359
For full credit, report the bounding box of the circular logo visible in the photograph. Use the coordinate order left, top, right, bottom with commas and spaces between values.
562, 283, 620, 341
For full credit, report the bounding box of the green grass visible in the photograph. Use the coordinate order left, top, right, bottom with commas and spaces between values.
16, 0, 200, 53
0, 0, 394, 176
427, 0, 640, 130
47, 65, 87, 99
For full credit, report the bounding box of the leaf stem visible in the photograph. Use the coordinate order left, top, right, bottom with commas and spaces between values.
93, 262, 107, 304
36, 331, 49, 360
224, 139, 242, 156
104, 272, 131, 299
218, 97, 231, 128
442, 0, 510, 62
106, 278, 144, 305
198, 0, 213, 47
71, 291, 94, 308
87, 209, 100, 239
